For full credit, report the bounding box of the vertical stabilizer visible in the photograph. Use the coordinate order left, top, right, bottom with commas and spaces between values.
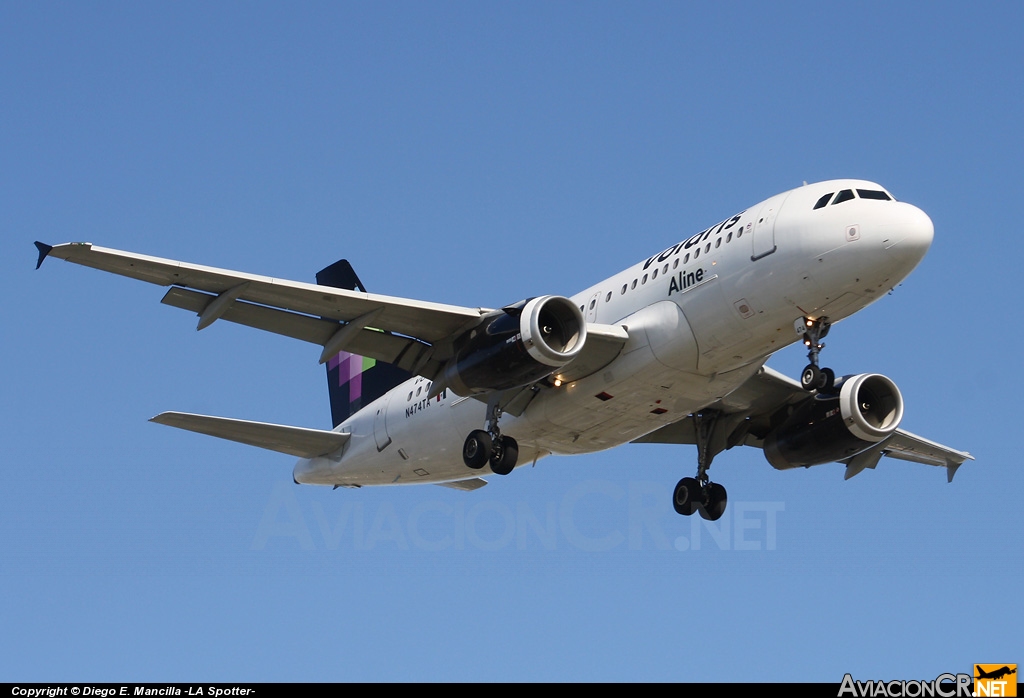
316, 260, 413, 427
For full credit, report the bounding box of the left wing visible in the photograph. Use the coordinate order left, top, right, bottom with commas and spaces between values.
36, 241, 630, 388
37, 241, 485, 378
634, 366, 973, 481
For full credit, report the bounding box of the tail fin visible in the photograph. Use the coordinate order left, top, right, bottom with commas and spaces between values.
316, 259, 412, 428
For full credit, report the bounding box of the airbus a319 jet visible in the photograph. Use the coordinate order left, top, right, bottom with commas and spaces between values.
35, 179, 972, 520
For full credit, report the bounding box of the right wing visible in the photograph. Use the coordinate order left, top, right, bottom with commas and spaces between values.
634, 366, 973, 481
856, 429, 973, 482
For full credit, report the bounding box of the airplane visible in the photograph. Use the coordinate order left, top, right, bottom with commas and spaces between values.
34, 179, 973, 520
975, 667, 1016, 681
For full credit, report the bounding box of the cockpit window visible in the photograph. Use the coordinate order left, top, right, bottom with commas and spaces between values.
813, 193, 834, 210
857, 189, 892, 201
832, 189, 855, 205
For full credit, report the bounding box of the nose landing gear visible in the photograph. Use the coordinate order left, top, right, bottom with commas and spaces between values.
462, 397, 519, 476
798, 316, 834, 392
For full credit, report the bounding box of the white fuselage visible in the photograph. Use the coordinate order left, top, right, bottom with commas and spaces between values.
294, 179, 934, 487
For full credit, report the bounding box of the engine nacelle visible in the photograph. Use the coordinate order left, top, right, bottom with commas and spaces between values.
443, 295, 586, 395
763, 373, 904, 470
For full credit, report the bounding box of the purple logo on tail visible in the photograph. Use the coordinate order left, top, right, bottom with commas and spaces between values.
328, 351, 376, 406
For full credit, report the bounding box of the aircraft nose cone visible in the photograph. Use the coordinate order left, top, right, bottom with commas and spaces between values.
885, 203, 934, 273
903, 204, 934, 254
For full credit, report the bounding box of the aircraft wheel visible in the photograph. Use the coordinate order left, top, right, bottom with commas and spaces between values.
463, 430, 492, 469
800, 364, 820, 391
698, 482, 727, 521
490, 436, 518, 475
819, 367, 835, 392
672, 477, 702, 516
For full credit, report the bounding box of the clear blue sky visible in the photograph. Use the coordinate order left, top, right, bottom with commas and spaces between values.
2, 1, 1020, 682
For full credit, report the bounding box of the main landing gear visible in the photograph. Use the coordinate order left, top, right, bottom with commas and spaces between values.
673, 411, 728, 521
797, 316, 835, 392
463, 397, 519, 476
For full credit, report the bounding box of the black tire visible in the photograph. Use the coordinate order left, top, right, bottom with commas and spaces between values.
698, 482, 727, 521
490, 436, 519, 476
800, 364, 820, 391
463, 430, 492, 469
819, 367, 835, 392
673, 477, 702, 516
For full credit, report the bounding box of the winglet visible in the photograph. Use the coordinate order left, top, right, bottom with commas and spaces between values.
34, 241, 53, 269
946, 461, 962, 483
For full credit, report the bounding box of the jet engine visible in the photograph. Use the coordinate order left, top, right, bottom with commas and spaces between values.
442, 295, 586, 395
763, 373, 904, 470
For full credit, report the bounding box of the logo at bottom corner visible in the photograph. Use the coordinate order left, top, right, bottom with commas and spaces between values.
974, 665, 1017, 697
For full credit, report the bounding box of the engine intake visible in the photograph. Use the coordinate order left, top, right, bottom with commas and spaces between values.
443, 295, 586, 395
763, 373, 904, 470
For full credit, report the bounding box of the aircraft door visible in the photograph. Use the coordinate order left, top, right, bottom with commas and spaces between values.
373, 395, 392, 452
751, 194, 783, 260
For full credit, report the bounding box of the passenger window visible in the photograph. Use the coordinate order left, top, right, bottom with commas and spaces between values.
726, 232, 732, 243
605, 291, 612, 302
814, 193, 834, 209
694, 248, 700, 259
663, 264, 668, 274
642, 274, 648, 284
631, 279, 637, 289
673, 259, 679, 269
620, 284, 626, 295
684, 253, 690, 263
833, 189, 855, 205
704, 243, 711, 253
715, 238, 721, 248
589, 299, 596, 309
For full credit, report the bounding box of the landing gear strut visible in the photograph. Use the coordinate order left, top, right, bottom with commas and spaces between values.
673, 411, 728, 521
462, 397, 519, 476
797, 316, 835, 392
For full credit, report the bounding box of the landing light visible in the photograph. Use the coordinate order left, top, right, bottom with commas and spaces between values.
553, 378, 563, 387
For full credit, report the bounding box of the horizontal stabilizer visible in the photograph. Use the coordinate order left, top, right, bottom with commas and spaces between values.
435, 478, 488, 491
151, 412, 350, 458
